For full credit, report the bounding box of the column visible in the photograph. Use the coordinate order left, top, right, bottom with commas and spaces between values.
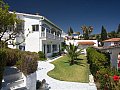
39, 20, 42, 37
45, 28, 46, 37
54, 32, 55, 39
51, 44, 53, 54
59, 34, 60, 40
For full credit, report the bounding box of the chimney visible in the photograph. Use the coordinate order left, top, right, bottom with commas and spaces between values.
35, 13, 39, 15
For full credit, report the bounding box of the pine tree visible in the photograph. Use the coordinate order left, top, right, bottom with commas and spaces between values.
117, 24, 120, 34
101, 26, 107, 46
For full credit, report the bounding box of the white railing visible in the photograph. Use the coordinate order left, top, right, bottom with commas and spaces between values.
55, 35, 59, 40
41, 32, 63, 41
46, 32, 54, 39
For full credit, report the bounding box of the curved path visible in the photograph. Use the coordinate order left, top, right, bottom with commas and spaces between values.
36, 56, 97, 90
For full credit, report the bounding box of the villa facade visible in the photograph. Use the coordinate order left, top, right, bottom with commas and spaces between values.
8, 12, 64, 57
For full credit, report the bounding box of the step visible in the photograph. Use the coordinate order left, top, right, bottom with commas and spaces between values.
14, 87, 28, 90
10, 86, 27, 90
3, 72, 23, 82
4, 66, 20, 76
2, 78, 25, 90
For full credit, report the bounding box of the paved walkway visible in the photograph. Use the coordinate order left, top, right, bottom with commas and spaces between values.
36, 56, 97, 90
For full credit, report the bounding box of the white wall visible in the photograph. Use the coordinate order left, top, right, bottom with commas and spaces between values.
24, 17, 41, 52
104, 42, 114, 47
109, 48, 120, 69
25, 72, 37, 90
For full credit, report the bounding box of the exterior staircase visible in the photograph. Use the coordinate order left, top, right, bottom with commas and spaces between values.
1, 66, 27, 90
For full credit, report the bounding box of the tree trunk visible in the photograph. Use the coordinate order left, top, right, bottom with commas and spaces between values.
70, 59, 74, 65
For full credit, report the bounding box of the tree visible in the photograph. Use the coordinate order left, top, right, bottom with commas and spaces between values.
67, 27, 73, 36
101, 26, 107, 46
66, 43, 81, 65
0, 0, 23, 46
81, 25, 93, 40
117, 24, 120, 34
116, 24, 120, 37
108, 31, 117, 38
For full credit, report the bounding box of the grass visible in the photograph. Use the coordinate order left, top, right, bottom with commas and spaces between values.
47, 55, 89, 83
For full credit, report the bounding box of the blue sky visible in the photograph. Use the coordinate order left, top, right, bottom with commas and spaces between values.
4, 0, 120, 34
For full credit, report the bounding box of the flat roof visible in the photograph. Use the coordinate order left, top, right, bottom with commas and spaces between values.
78, 41, 95, 45
103, 38, 120, 42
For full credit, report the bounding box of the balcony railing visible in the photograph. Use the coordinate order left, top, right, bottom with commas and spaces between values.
41, 32, 63, 40
46, 32, 54, 39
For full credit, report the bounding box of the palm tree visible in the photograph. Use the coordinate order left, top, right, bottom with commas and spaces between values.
66, 43, 81, 65
81, 25, 93, 40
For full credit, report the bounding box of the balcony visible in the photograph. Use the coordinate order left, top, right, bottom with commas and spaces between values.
41, 32, 63, 41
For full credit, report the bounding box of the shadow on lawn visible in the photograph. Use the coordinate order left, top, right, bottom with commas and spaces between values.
64, 59, 86, 67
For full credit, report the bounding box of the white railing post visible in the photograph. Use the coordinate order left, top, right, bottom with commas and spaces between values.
45, 28, 46, 37
54, 32, 55, 39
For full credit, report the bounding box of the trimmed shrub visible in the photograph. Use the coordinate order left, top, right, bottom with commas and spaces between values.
4, 49, 20, 66
0, 49, 6, 89
16, 51, 39, 75
38, 51, 46, 61
52, 53, 59, 57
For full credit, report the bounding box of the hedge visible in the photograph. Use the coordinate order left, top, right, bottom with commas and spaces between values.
86, 47, 110, 89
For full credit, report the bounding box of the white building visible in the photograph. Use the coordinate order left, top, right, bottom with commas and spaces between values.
103, 38, 120, 47
102, 38, 120, 70
8, 12, 64, 57
94, 38, 120, 70
65, 40, 98, 55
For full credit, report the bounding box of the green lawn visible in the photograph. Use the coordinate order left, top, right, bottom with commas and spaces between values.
47, 55, 89, 83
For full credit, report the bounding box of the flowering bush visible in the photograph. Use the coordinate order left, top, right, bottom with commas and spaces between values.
113, 75, 119, 82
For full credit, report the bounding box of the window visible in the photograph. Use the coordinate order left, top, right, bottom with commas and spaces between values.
114, 42, 119, 45
16, 21, 24, 31
47, 44, 51, 53
52, 44, 57, 52
32, 24, 39, 31
46, 29, 50, 33
42, 27, 45, 32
